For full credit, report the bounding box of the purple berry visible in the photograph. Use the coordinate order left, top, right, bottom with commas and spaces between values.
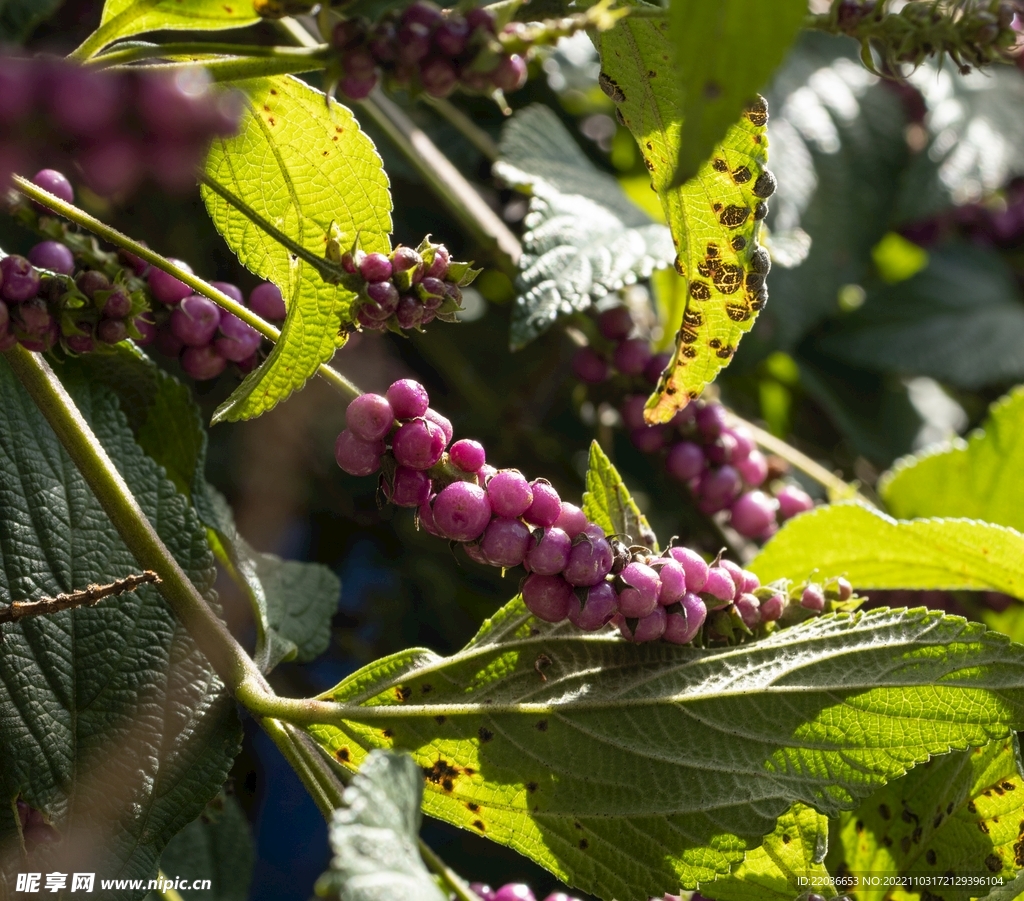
418, 496, 441, 536
618, 561, 660, 617
777, 485, 814, 520
249, 282, 287, 320
420, 57, 459, 98
0, 256, 39, 302
76, 270, 110, 299
524, 481, 561, 527
391, 246, 424, 280
346, 393, 395, 442
760, 593, 786, 621
0, 298, 10, 334
433, 18, 469, 55
426, 246, 450, 280
491, 54, 527, 93
663, 592, 707, 644
96, 319, 127, 344
572, 347, 609, 383
16, 297, 51, 337
28, 241, 74, 275
180, 345, 228, 381
522, 574, 573, 623
696, 403, 728, 440
703, 566, 736, 606
344, 47, 378, 78
730, 490, 779, 538
471, 886, 495, 901
736, 450, 768, 487
553, 502, 588, 538
833, 577, 853, 601
487, 470, 533, 518
465, 6, 497, 34
477, 463, 496, 484
735, 593, 761, 629
740, 569, 760, 593
334, 429, 384, 476
631, 426, 666, 454
631, 606, 666, 642
613, 337, 652, 376
359, 252, 393, 282
525, 527, 572, 575
386, 379, 430, 420
433, 481, 492, 541
215, 313, 262, 362
366, 281, 400, 314
339, 73, 379, 100
563, 534, 613, 587
801, 583, 825, 612
393, 418, 445, 470
211, 281, 244, 303
568, 581, 618, 631
395, 294, 424, 329
597, 306, 633, 341
65, 332, 94, 354
481, 518, 531, 568
32, 169, 74, 205
697, 465, 742, 514
148, 260, 194, 305
666, 441, 705, 482
134, 313, 157, 346
171, 295, 221, 346
450, 438, 485, 472
620, 395, 648, 430
643, 351, 670, 385
668, 546, 709, 592
706, 432, 739, 466
423, 408, 453, 445
718, 560, 745, 599
388, 466, 432, 507
653, 559, 687, 605
402, 1, 443, 29
100, 287, 132, 319
730, 426, 756, 461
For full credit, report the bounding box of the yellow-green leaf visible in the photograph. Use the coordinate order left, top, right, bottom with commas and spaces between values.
202, 75, 391, 423
596, 15, 773, 419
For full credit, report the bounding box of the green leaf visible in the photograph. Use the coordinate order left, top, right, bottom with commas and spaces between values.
816, 244, 1024, 390
98, 0, 258, 42
314, 750, 447, 901
582, 441, 657, 550
493, 104, 673, 349
0, 0, 63, 43
0, 355, 240, 895
880, 387, 1024, 532
146, 794, 254, 901
749, 502, 1024, 598
595, 12, 774, 415
202, 75, 392, 423
78, 346, 339, 673
837, 737, 1024, 900
307, 600, 1024, 899
699, 804, 835, 901
667, 0, 806, 186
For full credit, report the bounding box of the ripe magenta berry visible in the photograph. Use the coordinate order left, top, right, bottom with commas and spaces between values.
211, 281, 244, 303
663, 592, 707, 644
696, 403, 728, 440
703, 566, 736, 605
450, 438, 486, 472
426, 245, 450, 280
481, 518, 531, 568
100, 287, 132, 320
524, 481, 561, 527
418, 496, 441, 536
171, 295, 221, 346
76, 270, 110, 299
28, 241, 74, 275
631, 606, 667, 642
491, 54, 527, 93
215, 313, 262, 362
522, 574, 573, 623
433, 19, 469, 55
433, 481, 491, 541
730, 490, 778, 538
65, 332, 95, 354
760, 593, 785, 621
736, 450, 768, 487
393, 418, 446, 470
335, 429, 384, 477
420, 57, 459, 98
777, 484, 814, 520
706, 432, 739, 466
597, 305, 633, 341
524, 527, 572, 575
248, 282, 286, 320
386, 379, 430, 420
0, 256, 40, 302
553, 502, 588, 538
735, 593, 761, 629
366, 281, 400, 313
395, 295, 423, 329
487, 470, 533, 518
666, 441, 705, 482
571, 347, 609, 383
643, 351, 670, 385
359, 252, 393, 282
730, 426, 756, 461
148, 260, 193, 305
346, 393, 395, 442
612, 337, 652, 376
96, 319, 128, 344
668, 546, 708, 592
697, 465, 742, 514
465, 6, 497, 33
388, 466, 432, 507
801, 583, 825, 612
32, 169, 74, 205
391, 246, 424, 280
180, 345, 227, 381
567, 581, 618, 631
470, 886, 494, 901
423, 408, 453, 445
718, 561, 745, 599
618, 561, 660, 617
630, 426, 665, 454
134, 313, 157, 346
563, 534, 613, 587
653, 558, 686, 605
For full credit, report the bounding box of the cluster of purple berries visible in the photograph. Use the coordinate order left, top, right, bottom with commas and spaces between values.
0, 57, 240, 197
334, 378, 839, 644
572, 305, 814, 540
344, 239, 475, 333
328, 2, 526, 100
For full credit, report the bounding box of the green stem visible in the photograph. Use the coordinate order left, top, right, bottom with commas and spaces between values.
11, 175, 362, 403
423, 96, 500, 163
261, 718, 337, 818
86, 41, 330, 68
121, 54, 331, 82
5, 346, 270, 701
155, 871, 186, 901
418, 841, 484, 901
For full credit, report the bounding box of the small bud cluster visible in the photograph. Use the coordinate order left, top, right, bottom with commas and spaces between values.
335, 379, 840, 644
471, 883, 580, 901
0, 56, 240, 196
341, 238, 478, 333
327, 2, 526, 100
572, 304, 815, 541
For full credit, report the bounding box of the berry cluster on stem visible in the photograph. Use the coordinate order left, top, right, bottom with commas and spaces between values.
572, 303, 815, 541
335, 378, 846, 645
326, 2, 526, 100
0, 56, 240, 196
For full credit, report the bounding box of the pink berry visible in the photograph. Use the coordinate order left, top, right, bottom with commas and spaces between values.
148, 260, 193, 305
572, 347, 609, 383
393, 418, 445, 470
663, 592, 707, 644
668, 547, 709, 592
334, 429, 384, 476
735, 593, 761, 629
631, 606, 666, 642
249, 282, 287, 320
210, 281, 244, 303
563, 534, 613, 587
418, 497, 441, 537
730, 426, 756, 461
666, 441, 705, 482
597, 305, 633, 341
487, 470, 533, 518
27, 241, 74, 275
171, 295, 221, 346
388, 466, 433, 507
450, 438, 485, 472
214, 313, 262, 362
359, 252, 393, 282
347, 393, 395, 442
553, 502, 587, 538
490, 54, 527, 93
618, 561, 660, 617
432, 481, 492, 541
730, 490, 779, 538
696, 403, 728, 440
524, 481, 561, 527
180, 345, 227, 381
777, 485, 814, 520
703, 566, 736, 605
760, 593, 786, 621
567, 581, 618, 631
697, 465, 742, 514
653, 558, 687, 605
423, 408, 453, 445
612, 337, 652, 375
32, 168, 74, 205
386, 379, 430, 420
736, 450, 769, 487
522, 574, 572, 623
631, 426, 666, 454
524, 527, 572, 575
801, 583, 825, 612
706, 432, 739, 466
718, 561, 745, 600
481, 518, 531, 568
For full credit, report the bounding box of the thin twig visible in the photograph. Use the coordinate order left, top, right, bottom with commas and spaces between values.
418, 840, 484, 901
0, 571, 160, 624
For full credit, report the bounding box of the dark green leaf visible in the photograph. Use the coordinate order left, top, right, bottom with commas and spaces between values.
668, 0, 806, 186
308, 599, 1024, 899
314, 751, 447, 901
582, 441, 657, 549
0, 0, 63, 42
816, 244, 1024, 390
493, 104, 673, 349
0, 355, 240, 898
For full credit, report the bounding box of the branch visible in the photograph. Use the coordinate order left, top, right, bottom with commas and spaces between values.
0, 571, 159, 624
85, 41, 331, 69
